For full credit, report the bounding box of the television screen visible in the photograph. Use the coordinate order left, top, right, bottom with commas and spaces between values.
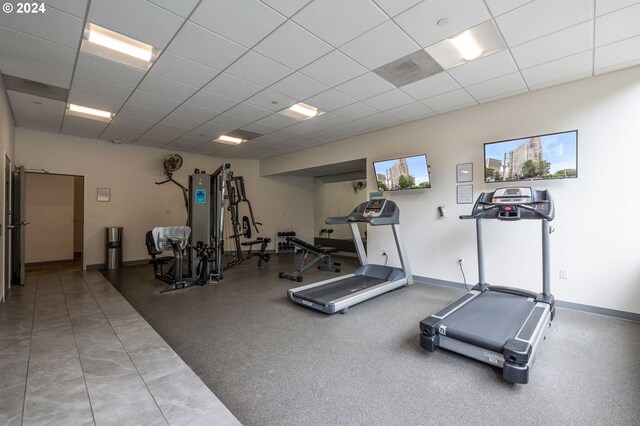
373, 154, 431, 191
484, 130, 578, 183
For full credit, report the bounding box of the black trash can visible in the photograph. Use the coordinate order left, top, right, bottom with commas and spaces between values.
106, 227, 123, 270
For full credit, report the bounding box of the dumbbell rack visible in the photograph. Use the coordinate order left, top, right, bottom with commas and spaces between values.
275, 231, 296, 254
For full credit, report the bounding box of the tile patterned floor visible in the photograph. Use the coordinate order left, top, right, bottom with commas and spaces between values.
0, 271, 240, 426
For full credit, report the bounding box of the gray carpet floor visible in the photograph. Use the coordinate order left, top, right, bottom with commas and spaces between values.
104, 255, 640, 425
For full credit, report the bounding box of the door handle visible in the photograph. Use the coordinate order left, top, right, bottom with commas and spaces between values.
7, 225, 15, 229
20, 221, 31, 225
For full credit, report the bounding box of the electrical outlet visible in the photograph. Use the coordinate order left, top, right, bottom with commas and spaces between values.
559, 269, 568, 280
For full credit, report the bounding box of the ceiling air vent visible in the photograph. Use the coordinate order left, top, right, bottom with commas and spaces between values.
373, 50, 444, 88
2, 74, 68, 102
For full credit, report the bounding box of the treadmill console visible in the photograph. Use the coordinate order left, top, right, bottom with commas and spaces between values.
362, 198, 387, 218
491, 187, 532, 204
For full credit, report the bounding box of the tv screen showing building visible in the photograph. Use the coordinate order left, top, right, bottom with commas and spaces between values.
484, 130, 577, 183
373, 154, 431, 191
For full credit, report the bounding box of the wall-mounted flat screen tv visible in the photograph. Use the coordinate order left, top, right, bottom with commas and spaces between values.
373, 154, 431, 191
484, 130, 578, 183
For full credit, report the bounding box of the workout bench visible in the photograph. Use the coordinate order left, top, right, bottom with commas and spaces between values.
241, 237, 272, 266
279, 236, 340, 282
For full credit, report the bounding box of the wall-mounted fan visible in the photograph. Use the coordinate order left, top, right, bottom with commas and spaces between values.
353, 180, 367, 193
163, 154, 183, 176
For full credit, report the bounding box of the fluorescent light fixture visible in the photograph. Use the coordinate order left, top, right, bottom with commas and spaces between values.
450, 31, 482, 61
289, 102, 318, 118
214, 135, 246, 145
425, 20, 505, 70
279, 102, 324, 120
80, 23, 159, 71
66, 103, 114, 122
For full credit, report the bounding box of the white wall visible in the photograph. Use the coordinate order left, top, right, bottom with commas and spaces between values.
314, 180, 367, 239
15, 129, 314, 268
25, 173, 75, 263
262, 67, 640, 315
0, 76, 16, 300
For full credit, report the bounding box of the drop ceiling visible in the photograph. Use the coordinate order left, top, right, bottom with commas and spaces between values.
1, 0, 639, 159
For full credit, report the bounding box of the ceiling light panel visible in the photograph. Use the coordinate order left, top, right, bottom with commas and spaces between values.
279, 102, 323, 120
80, 23, 160, 71
66, 103, 114, 122
215, 135, 246, 145
426, 20, 505, 70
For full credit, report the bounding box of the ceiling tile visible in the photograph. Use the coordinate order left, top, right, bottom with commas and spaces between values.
285, 120, 323, 135
511, 21, 593, 69
190, 0, 286, 48
334, 72, 395, 100
226, 103, 272, 122
151, 52, 219, 88
340, 20, 420, 70
61, 115, 109, 138
138, 74, 198, 102
206, 113, 253, 130
300, 50, 367, 87
164, 137, 206, 151
75, 53, 145, 88
254, 21, 333, 69
447, 51, 517, 86
269, 129, 301, 140
187, 90, 237, 113
161, 103, 219, 128
188, 142, 223, 155
484, 0, 533, 17
496, 0, 593, 47
307, 112, 349, 128
373, 0, 422, 17
0, 54, 72, 88
253, 113, 300, 129
596, 0, 640, 16
7, 90, 65, 123
521, 51, 593, 90
477, 88, 528, 104
109, 113, 156, 130
332, 102, 379, 120
465, 72, 527, 101
421, 88, 477, 113
136, 137, 170, 147
384, 102, 436, 121
354, 112, 399, 129
201, 73, 263, 101
0, 27, 77, 71
139, 122, 190, 143
67, 88, 127, 112
269, 73, 328, 101
245, 89, 296, 112
146, 0, 200, 18
395, 0, 491, 48
0, 5, 83, 49
305, 89, 356, 111
167, 22, 247, 70
70, 74, 133, 104
363, 88, 415, 110
225, 51, 293, 87
241, 122, 279, 135
118, 104, 168, 122
88, 0, 185, 48
400, 72, 460, 100
128, 90, 182, 113
260, 0, 310, 17
187, 122, 233, 140
595, 2, 640, 47
594, 34, 640, 74
292, 0, 388, 47
101, 124, 149, 142
44, 0, 89, 18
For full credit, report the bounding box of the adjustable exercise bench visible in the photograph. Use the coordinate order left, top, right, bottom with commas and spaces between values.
241, 237, 272, 266
279, 236, 340, 282
147, 226, 191, 293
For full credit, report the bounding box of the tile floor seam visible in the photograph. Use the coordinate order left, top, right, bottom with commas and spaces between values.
59, 272, 97, 426
80, 272, 171, 426
20, 274, 38, 426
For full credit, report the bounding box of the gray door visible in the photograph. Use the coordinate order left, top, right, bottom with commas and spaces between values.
11, 165, 26, 285
4, 156, 12, 294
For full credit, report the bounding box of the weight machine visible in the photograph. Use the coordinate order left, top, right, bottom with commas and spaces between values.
189, 164, 271, 284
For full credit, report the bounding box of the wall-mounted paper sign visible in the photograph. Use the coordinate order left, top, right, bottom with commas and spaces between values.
97, 187, 111, 202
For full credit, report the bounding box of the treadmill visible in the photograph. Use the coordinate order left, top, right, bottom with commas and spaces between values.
288, 198, 413, 314
419, 187, 555, 384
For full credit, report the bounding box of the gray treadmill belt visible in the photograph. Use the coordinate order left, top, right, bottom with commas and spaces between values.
441, 291, 536, 353
293, 275, 387, 306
